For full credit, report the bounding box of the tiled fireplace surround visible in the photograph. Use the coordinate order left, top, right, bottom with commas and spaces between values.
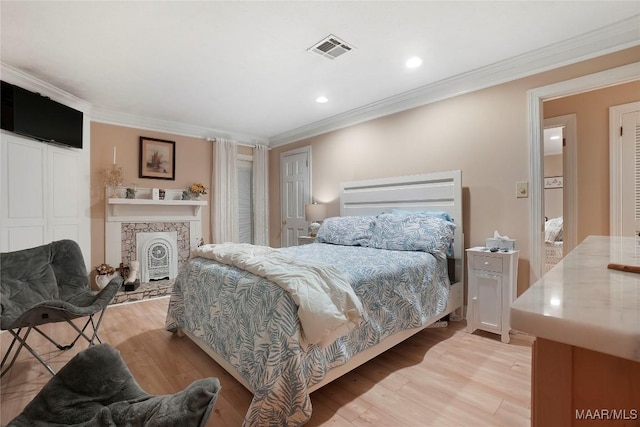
120, 222, 190, 271
104, 191, 206, 303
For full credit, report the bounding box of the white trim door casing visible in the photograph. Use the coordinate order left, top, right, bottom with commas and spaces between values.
528, 62, 640, 284
610, 101, 640, 237
280, 146, 311, 247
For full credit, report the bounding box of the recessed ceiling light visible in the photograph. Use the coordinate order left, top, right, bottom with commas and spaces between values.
316, 96, 328, 103
406, 57, 422, 69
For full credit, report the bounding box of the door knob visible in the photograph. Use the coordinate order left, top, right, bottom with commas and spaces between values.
282, 219, 287, 225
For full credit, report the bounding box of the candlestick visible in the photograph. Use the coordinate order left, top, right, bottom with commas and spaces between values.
113, 147, 116, 165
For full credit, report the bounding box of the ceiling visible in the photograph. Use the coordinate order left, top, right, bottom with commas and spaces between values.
1, 1, 639, 146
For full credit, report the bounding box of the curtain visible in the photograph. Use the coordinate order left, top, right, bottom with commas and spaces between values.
212, 138, 238, 243
252, 144, 269, 246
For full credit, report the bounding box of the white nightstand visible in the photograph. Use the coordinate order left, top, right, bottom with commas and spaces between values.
297, 236, 316, 245
466, 247, 519, 343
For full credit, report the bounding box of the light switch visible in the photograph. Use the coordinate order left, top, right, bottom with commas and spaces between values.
516, 181, 528, 198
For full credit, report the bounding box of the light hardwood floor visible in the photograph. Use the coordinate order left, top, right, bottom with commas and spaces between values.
1, 297, 532, 426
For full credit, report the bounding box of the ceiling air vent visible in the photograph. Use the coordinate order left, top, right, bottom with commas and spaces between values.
308, 35, 354, 60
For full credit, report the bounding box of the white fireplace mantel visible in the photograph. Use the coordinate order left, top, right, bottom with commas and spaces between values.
106, 198, 207, 221
104, 195, 207, 267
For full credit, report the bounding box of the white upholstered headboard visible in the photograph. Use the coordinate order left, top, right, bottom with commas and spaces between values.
340, 170, 464, 263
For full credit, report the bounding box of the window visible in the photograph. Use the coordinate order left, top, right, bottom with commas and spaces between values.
238, 158, 253, 244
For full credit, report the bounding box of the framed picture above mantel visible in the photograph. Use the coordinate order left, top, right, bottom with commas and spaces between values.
139, 136, 175, 180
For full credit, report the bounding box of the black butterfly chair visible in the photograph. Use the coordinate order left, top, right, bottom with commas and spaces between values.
8, 344, 221, 427
0, 239, 122, 377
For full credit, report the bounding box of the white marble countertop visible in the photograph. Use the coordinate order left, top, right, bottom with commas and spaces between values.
511, 235, 640, 362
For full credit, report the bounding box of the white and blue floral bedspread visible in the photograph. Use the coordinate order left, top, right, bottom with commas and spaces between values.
165, 243, 450, 426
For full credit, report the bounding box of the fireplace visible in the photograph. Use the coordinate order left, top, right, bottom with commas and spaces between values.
136, 231, 178, 282
104, 190, 206, 283
120, 222, 190, 277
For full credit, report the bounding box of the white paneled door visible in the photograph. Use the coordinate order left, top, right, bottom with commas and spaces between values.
621, 108, 640, 237
611, 101, 640, 238
1, 133, 47, 250
280, 147, 310, 247
1, 132, 87, 255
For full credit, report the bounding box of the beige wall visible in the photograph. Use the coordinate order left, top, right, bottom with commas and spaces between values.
544, 154, 563, 219
544, 80, 640, 244
90, 123, 213, 268
88, 47, 639, 292
268, 46, 640, 295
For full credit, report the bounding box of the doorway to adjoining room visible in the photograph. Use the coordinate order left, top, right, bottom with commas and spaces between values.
543, 125, 564, 272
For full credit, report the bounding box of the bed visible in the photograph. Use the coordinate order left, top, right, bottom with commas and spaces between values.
165, 170, 464, 426
544, 216, 563, 272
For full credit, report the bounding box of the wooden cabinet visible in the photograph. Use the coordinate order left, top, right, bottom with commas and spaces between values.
466, 248, 519, 343
531, 338, 640, 426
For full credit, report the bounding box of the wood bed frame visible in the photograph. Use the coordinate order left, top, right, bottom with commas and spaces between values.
180, 170, 464, 394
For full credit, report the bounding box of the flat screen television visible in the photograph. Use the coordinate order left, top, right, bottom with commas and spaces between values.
1, 81, 83, 149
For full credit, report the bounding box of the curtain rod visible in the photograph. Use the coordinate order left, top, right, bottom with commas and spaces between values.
206, 137, 269, 150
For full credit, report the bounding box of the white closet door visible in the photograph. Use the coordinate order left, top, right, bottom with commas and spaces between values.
1, 132, 87, 254
1, 133, 47, 251
49, 145, 81, 243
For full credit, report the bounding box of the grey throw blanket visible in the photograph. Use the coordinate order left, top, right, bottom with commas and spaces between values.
8, 344, 221, 427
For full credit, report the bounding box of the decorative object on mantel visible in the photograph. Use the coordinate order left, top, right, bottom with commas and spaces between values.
159, 189, 166, 200
139, 136, 176, 180
188, 182, 207, 200
104, 165, 123, 198
94, 263, 116, 290
110, 187, 206, 202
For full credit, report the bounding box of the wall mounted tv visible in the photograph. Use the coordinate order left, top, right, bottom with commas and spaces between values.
1, 81, 83, 149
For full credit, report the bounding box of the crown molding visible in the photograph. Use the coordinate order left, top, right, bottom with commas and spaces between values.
91, 106, 268, 145
3, 15, 638, 148
0, 63, 92, 113
268, 15, 640, 147
1, 63, 267, 145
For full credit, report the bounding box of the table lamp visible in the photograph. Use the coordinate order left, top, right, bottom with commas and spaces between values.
304, 203, 327, 237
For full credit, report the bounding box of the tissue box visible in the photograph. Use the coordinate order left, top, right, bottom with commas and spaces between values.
485, 238, 517, 251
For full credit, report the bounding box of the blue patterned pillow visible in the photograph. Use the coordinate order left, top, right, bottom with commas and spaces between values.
390, 209, 454, 222
367, 213, 455, 255
315, 216, 375, 246
390, 210, 455, 256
